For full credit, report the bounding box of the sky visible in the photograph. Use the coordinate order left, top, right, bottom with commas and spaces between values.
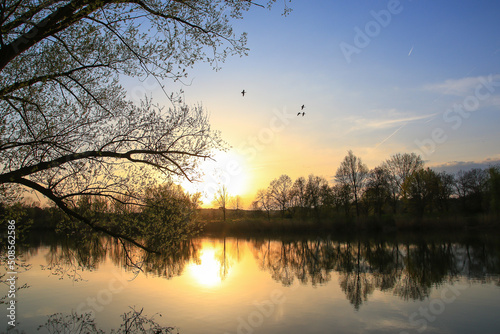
129, 0, 500, 207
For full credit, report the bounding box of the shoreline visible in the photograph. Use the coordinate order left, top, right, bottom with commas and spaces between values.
197, 214, 500, 239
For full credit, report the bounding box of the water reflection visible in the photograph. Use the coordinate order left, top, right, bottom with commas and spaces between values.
36, 307, 177, 334
186, 239, 235, 287
6, 233, 500, 312
248, 237, 500, 309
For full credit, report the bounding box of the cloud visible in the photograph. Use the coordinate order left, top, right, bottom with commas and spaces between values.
431, 157, 500, 174
423, 74, 500, 96
344, 110, 438, 133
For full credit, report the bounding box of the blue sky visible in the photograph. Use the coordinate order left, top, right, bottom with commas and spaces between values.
133, 0, 500, 205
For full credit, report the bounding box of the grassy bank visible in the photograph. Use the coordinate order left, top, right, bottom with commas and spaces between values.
197, 211, 500, 238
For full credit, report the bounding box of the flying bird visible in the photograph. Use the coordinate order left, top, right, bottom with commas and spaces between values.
241, 89, 246, 96
302, 112, 305, 117
301, 105, 305, 110
297, 112, 301, 116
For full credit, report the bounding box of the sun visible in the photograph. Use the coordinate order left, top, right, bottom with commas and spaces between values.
180, 150, 249, 207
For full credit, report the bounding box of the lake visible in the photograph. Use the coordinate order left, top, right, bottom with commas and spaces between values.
2, 232, 500, 333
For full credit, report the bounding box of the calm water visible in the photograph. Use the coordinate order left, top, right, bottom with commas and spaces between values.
2, 233, 500, 333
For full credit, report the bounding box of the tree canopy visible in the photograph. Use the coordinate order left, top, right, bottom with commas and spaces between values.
0, 0, 285, 250
335, 150, 368, 217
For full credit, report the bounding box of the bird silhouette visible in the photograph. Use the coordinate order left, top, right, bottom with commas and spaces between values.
297, 112, 301, 116
302, 112, 305, 116
241, 89, 246, 96
301, 105, 305, 110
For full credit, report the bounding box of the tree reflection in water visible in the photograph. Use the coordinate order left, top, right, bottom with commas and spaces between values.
1, 234, 197, 332
38, 307, 177, 334
3, 233, 500, 318
249, 237, 500, 310
24, 233, 202, 281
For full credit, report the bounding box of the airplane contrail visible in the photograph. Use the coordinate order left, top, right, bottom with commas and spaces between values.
408, 46, 414, 56
375, 123, 407, 148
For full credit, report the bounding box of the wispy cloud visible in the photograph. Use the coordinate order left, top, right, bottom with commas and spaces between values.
344, 111, 438, 133
423, 74, 500, 96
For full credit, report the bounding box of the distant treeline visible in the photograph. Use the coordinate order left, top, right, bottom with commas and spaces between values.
250, 151, 500, 223
2, 151, 499, 239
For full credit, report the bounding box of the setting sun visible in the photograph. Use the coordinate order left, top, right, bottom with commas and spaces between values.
181, 150, 249, 207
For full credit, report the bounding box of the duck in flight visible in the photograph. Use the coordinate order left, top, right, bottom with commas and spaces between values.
241, 89, 246, 96
298, 105, 306, 116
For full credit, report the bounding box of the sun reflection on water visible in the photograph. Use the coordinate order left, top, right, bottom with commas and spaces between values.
187, 242, 232, 288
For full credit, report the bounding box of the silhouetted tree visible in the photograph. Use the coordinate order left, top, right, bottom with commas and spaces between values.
213, 184, 229, 222
363, 167, 391, 216
437, 171, 455, 212
268, 174, 293, 217
335, 151, 368, 217
454, 168, 489, 213
383, 153, 424, 212
304, 174, 329, 218
255, 189, 274, 221
230, 195, 243, 212
332, 184, 352, 216
75, 196, 109, 221
319, 181, 336, 217
402, 168, 441, 216
0, 0, 283, 251
290, 176, 307, 212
